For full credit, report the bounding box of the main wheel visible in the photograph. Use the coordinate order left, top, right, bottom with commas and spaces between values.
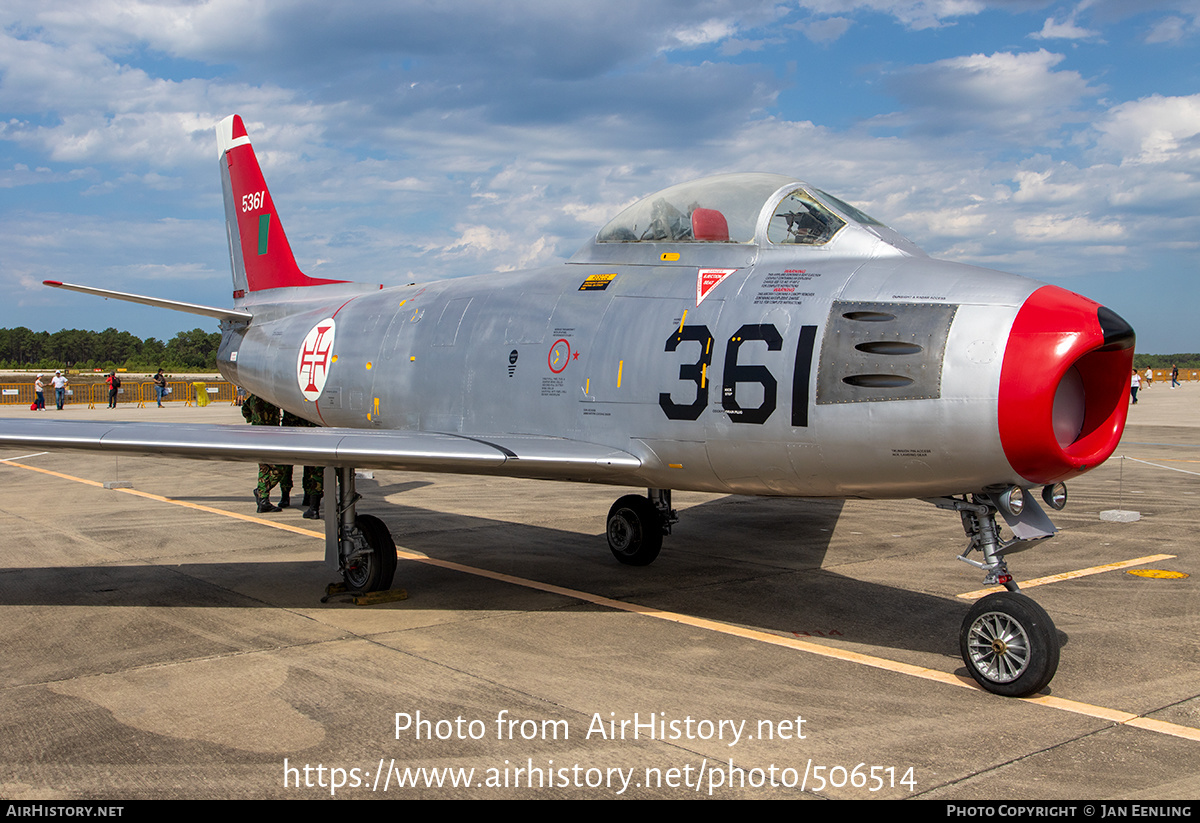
606, 495, 663, 566
960, 592, 1059, 697
343, 513, 398, 593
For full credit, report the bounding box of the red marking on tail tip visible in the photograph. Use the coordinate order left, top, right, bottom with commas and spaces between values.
231, 115, 247, 140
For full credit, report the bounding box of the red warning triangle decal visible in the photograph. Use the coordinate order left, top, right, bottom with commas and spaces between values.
696, 268, 736, 306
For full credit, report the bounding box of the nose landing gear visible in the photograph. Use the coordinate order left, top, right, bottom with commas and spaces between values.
930, 493, 1062, 697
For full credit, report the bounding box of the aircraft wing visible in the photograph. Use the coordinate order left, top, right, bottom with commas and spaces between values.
0, 420, 641, 482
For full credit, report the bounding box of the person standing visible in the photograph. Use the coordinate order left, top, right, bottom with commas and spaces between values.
1144, 367, 1154, 388
106, 371, 121, 408
34, 375, 45, 410
51, 370, 68, 410
1131, 368, 1141, 404
153, 369, 167, 406
1171, 364, 1180, 389
242, 394, 284, 513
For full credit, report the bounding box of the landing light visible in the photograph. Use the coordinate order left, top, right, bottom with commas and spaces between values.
1042, 483, 1068, 510
997, 486, 1024, 517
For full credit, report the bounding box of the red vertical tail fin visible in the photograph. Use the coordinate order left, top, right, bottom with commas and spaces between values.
216, 115, 347, 299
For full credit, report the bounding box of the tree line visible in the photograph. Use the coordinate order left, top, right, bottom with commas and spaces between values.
0, 327, 222, 371
1133, 354, 1200, 370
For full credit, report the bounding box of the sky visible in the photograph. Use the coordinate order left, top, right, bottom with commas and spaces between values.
1, 0, 1197, 352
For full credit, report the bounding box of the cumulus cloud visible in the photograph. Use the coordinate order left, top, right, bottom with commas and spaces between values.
1094, 93, 1200, 164
1031, 14, 1102, 40
879, 49, 1100, 146
795, 0, 987, 30
1144, 15, 1190, 42
790, 16, 855, 43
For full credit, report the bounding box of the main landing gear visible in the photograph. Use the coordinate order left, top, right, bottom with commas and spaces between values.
325, 466, 397, 594
930, 489, 1064, 697
606, 488, 677, 566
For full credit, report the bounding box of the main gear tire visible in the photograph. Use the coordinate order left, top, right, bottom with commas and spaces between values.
960, 592, 1059, 697
343, 513, 397, 593
606, 495, 663, 566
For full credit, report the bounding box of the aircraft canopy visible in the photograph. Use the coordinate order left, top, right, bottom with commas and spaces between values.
595, 173, 887, 247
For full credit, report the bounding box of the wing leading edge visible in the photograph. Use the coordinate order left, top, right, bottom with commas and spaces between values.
0, 420, 641, 483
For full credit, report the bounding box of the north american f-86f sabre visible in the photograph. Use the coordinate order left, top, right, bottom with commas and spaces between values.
9, 115, 1134, 697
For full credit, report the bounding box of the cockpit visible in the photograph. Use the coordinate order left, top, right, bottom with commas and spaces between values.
593, 173, 888, 247
571, 173, 916, 266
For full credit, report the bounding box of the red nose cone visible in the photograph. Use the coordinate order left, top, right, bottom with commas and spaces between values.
999, 285, 1135, 485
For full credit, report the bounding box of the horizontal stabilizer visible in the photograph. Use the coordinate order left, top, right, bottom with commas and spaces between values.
43, 281, 252, 322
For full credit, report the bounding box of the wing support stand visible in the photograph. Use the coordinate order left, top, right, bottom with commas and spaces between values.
322, 466, 400, 601
926, 490, 1062, 697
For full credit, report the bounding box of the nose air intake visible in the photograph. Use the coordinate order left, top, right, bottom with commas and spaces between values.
998, 285, 1135, 485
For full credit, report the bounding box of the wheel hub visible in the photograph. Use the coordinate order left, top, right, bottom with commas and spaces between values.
608, 512, 636, 552
967, 611, 1030, 684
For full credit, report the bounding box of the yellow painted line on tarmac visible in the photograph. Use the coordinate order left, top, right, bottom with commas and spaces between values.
1, 459, 106, 488
1020, 697, 1200, 743
6, 457, 1199, 744
957, 554, 1176, 600
398, 549, 977, 688
114, 485, 325, 538
0, 458, 324, 539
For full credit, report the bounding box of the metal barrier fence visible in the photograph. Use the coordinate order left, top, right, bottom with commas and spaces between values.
1143, 369, 1199, 383
1, 382, 79, 407
0, 380, 240, 407
86, 382, 137, 408
138, 381, 192, 406
136, 381, 237, 407
0, 383, 35, 406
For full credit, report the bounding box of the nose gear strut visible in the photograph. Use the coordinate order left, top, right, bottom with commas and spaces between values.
926, 492, 1062, 697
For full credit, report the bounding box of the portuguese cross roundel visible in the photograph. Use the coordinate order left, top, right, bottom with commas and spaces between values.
297, 318, 336, 401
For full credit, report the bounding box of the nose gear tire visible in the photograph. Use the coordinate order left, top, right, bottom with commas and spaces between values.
960, 592, 1060, 697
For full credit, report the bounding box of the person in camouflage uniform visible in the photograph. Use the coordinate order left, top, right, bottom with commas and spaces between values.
242, 394, 284, 513
281, 410, 324, 518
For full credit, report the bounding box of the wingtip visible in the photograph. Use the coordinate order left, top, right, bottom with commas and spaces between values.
43, 280, 63, 287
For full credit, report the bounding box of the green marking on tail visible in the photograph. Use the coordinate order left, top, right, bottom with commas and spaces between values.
258, 213, 270, 255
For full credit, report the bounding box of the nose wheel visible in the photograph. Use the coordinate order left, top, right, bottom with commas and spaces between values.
960, 592, 1059, 697
930, 493, 1062, 696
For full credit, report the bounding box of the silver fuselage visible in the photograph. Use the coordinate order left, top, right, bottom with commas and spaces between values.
219, 247, 1034, 500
